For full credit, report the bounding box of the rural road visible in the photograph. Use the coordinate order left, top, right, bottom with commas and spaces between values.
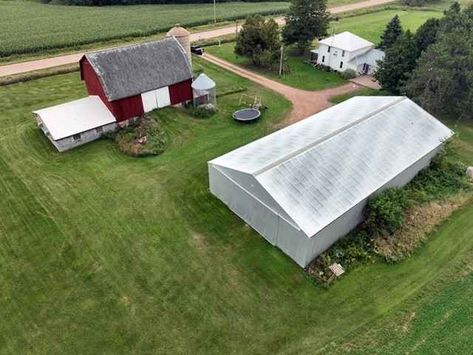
0, 0, 394, 78
203, 53, 362, 122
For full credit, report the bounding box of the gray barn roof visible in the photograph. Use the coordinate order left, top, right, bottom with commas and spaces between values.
85, 37, 192, 101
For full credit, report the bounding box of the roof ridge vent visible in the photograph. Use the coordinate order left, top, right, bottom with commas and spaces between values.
253, 96, 406, 176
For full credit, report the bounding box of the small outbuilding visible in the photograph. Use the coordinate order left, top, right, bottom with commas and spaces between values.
33, 96, 117, 152
192, 73, 216, 107
208, 96, 452, 267
80, 37, 193, 123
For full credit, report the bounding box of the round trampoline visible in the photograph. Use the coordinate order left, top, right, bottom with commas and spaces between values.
233, 108, 261, 123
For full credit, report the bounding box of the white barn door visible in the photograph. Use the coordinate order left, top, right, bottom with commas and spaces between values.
156, 87, 171, 108
141, 90, 158, 113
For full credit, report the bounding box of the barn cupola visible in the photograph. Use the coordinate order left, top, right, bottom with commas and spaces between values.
167, 25, 191, 64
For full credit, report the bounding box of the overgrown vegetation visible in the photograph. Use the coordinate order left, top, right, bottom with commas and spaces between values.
113, 115, 167, 157
308, 144, 471, 286
46, 0, 281, 5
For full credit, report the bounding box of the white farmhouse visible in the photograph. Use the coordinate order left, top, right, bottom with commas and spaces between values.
311, 31, 385, 75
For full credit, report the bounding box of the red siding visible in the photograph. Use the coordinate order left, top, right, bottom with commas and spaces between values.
80, 57, 144, 122
169, 79, 193, 105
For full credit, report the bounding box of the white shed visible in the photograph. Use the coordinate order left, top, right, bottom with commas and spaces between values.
33, 96, 117, 152
208, 97, 452, 267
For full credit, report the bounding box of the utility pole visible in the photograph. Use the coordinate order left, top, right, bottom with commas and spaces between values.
279, 45, 284, 76
213, 0, 217, 24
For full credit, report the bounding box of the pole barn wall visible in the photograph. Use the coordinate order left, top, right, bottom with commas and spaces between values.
209, 145, 442, 268
80, 57, 144, 122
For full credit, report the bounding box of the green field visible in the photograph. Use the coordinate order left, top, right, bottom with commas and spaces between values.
330, 8, 444, 43
206, 43, 346, 90
0, 56, 473, 353
0, 1, 289, 58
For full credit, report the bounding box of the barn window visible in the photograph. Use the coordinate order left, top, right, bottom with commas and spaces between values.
73, 134, 81, 141
327, 46, 331, 53
96, 126, 103, 134
342, 50, 345, 57
340, 61, 344, 69
322, 56, 325, 63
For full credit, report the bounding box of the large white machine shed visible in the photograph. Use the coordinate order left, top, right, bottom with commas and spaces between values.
208, 96, 453, 267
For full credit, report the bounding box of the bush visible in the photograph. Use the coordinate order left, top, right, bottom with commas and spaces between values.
115, 115, 166, 157
340, 69, 357, 80
192, 104, 217, 118
365, 188, 408, 236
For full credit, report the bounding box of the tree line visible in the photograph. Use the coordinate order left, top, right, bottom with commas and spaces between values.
376, 2, 473, 119
42, 0, 275, 5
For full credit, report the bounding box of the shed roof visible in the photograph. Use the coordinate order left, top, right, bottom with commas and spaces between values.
209, 97, 452, 238
349, 48, 385, 66
33, 96, 116, 140
192, 73, 216, 90
84, 37, 192, 101
318, 31, 374, 52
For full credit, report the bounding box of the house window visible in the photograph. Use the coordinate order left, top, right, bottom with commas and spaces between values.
340, 61, 344, 69
96, 126, 103, 134
342, 50, 345, 57
73, 134, 81, 141
327, 46, 331, 53
322, 56, 325, 63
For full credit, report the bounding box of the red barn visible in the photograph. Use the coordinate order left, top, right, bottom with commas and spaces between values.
80, 37, 193, 123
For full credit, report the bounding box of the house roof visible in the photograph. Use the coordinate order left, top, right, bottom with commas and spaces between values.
192, 73, 216, 90
318, 31, 374, 52
84, 37, 192, 101
33, 96, 116, 140
349, 48, 385, 66
209, 97, 452, 238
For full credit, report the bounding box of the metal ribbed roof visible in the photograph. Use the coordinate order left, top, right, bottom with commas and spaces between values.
209, 97, 453, 237
318, 31, 374, 51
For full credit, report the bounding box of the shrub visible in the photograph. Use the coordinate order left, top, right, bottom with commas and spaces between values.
115, 115, 166, 157
364, 188, 408, 235
340, 69, 357, 80
192, 104, 217, 118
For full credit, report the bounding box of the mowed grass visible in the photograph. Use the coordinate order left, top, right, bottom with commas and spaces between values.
330, 8, 444, 43
0, 57, 473, 353
206, 43, 346, 90
0, 1, 289, 58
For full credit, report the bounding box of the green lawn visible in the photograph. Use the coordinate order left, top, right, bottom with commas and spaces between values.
0, 1, 289, 58
331, 8, 444, 43
0, 57, 473, 353
206, 43, 346, 90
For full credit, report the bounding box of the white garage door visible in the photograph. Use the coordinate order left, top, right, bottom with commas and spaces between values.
156, 87, 171, 108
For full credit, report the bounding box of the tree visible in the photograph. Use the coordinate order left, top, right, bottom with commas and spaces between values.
414, 18, 440, 54
375, 30, 418, 94
235, 15, 281, 68
282, 0, 330, 53
378, 15, 403, 50
405, 5, 473, 118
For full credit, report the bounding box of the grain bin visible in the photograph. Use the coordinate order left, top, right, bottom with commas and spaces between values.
167, 25, 191, 64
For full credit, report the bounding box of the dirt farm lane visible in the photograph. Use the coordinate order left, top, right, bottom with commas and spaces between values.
0, 0, 394, 78
203, 53, 362, 122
